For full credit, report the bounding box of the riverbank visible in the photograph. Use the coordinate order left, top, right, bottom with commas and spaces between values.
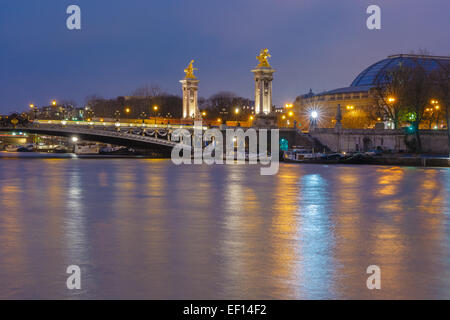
2, 151, 449, 167
0, 151, 151, 159
284, 154, 450, 167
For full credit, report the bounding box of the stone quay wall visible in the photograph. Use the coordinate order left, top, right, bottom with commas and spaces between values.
310, 128, 449, 154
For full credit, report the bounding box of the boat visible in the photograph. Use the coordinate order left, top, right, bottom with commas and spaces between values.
99, 146, 136, 155
75, 144, 100, 155
4, 145, 20, 152
19, 144, 35, 152
53, 145, 69, 153
283, 148, 324, 162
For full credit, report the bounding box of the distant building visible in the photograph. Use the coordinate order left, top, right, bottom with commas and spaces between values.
294, 54, 450, 129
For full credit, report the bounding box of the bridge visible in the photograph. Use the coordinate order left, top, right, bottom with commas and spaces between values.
0, 122, 179, 152
0, 121, 329, 154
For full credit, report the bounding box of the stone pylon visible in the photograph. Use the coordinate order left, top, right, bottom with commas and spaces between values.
180, 79, 199, 118
252, 49, 275, 114
180, 60, 200, 119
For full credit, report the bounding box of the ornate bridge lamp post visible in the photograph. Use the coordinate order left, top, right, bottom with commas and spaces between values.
140, 112, 147, 124
114, 110, 121, 131
29, 103, 39, 124
166, 112, 172, 128
201, 111, 207, 125
34, 108, 39, 123
219, 108, 228, 123
153, 105, 159, 125
140, 112, 147, 135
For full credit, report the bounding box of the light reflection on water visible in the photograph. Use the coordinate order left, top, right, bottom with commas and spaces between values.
0, 159, 449, 299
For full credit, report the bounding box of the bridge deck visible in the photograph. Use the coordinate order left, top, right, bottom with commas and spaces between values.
0, 124, 178, 149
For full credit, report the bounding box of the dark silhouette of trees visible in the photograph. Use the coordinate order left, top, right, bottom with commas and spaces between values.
131, 84, 165, 98
431, 63, 450, 155
203, 91, 253, 121
372, 67, 412, 129
401, 65, 434, 152
372, 61, 438, 152
87, 94, 183, 119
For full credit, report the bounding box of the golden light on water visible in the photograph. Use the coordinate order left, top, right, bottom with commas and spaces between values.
0, 161, 449, 299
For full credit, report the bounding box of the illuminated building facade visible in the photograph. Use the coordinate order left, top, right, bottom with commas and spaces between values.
294, 54, 450, 129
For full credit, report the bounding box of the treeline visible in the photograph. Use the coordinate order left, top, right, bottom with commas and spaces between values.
88, 94, 183, 119
199, 91, 254, 121
87, 85, 254, 122
369, 61, 450, 152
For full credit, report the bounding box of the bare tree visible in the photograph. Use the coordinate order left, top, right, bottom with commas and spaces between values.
373, 61, 434, 152
206, 92, 253, 121
401, 64, 434, 152
84, 94, 104, 106
131, 84, 165, 97
372, 68, 411, 129
431, 63, 450, 156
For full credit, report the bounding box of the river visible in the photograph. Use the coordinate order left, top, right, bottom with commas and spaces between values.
0, 156, 449, 299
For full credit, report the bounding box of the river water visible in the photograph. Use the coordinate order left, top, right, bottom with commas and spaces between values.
0, 156, 449, 299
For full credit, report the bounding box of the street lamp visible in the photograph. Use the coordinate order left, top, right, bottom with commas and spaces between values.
387, 97, 396, 103
140, 111, 147, 123
234, 107, 239, 122
309, 111, 319, 131
114, 110, 121, 130
29, 104, 38, 121
153, 105, 158, 124
219, 108, 228, 122
52, 100, 57, 106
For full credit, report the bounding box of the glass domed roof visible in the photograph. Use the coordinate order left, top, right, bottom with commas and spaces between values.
351, 54, 450, 87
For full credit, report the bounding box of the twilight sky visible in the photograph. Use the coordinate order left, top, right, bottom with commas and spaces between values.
1, 0, 449, 113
